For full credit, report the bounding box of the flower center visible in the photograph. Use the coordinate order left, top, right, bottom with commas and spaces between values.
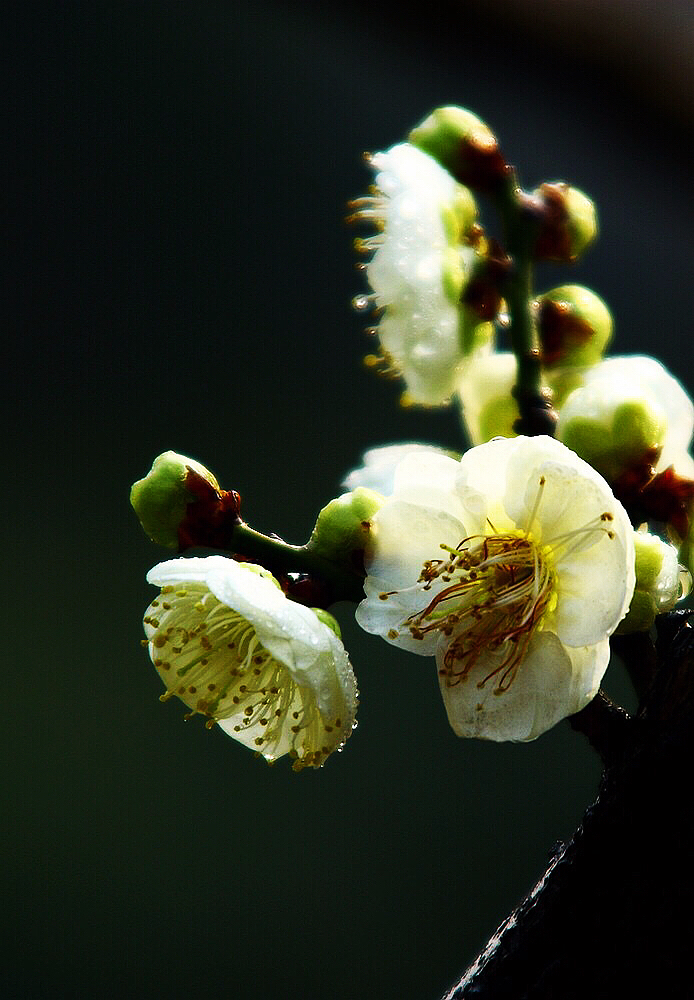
143, 584, 344, 769
407, 533, 557, 695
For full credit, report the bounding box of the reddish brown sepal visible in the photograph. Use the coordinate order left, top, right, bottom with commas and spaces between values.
450, 139, 509, 194
635, 466, 694, 539
177, 467, 242, 551
537, 298, 593, 365
533, 183, 574, 262
280, 573, 336, 610
461, 241, 511, 321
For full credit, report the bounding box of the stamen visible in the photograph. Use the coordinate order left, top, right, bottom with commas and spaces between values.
525, 476, 546, 536
403, 533, 556, 693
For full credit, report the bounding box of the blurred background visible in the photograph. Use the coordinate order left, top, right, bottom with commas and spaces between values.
7, 1, 694, 997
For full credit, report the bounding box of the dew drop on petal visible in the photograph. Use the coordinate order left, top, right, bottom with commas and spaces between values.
352, 293, 371, 312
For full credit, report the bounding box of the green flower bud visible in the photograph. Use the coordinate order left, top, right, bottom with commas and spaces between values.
409, 106, 505, 191
131, 451, 220, 548
533, 182, 597, 262
308, 487, 384, 561
617, 532, 682, 633
538, 285, 613, 369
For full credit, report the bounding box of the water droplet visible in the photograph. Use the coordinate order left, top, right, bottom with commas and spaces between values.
352, 294, 371, 313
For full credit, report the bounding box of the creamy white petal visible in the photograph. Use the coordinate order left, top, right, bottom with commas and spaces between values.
364, 499, 468, 590
438, 630, 609, 742
456, 351, 517, 446
552, 530, 634, 645
455, 436, 519, 508
342, 443, 453, 495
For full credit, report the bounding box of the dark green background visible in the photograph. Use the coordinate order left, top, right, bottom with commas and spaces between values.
7, 2, 694, 997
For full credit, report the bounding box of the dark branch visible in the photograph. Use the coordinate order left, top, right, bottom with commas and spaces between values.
443, 614, 694, 998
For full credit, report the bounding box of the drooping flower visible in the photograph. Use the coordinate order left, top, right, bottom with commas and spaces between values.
143, 557, 358, 769
349, 142, 491, 406
355, 436, 635, 742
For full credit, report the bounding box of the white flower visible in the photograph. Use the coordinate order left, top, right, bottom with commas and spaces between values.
342, 442, 459, 497
144, 557, 358, 769
355, 436, 635, 742
350, 142, 484, 405
558, 355, 694, 475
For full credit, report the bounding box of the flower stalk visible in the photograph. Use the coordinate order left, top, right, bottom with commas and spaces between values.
494, 171, 557, 437
230, 522, 366, 605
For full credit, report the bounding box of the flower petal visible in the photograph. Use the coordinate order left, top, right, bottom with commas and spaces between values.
438, 630, 609, 742
364, 499, 468, 589
551, 531, 634, 645
342, 443, 455, 495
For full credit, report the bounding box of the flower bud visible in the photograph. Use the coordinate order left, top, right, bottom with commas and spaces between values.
533, 182, 597, 262
617, 532, 683, 633
308, 488, 384, 561
538, 285, 612, 369
409, 106, 506, 191
130, 451, 221, 549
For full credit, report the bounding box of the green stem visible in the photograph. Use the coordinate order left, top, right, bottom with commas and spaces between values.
495, 171, 555, 436
232, 522, 365, 603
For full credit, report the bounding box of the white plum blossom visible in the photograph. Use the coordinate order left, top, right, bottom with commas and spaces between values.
350, 142, 484, 405
144, 556, 358, 769
356, 436, 635, 742
342, 442, 459, 497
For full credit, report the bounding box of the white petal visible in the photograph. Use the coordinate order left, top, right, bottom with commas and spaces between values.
552, 528, 634, 645
502, 436, 609, 533
438, 630, 610, 742
455, 435, 519, 507
456, 351, 517, 446
342, 443, 454, 495
365, 499, 468, 589
356, 574, 439, 656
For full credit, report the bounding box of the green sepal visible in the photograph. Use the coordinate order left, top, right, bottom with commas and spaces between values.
130, 450, 219, 548
311, 608, 342, 638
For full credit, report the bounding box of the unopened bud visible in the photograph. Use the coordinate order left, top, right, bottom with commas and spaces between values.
308, 488, 384, 561
131, 451, 221, 548
617, 532, 684, 633
538, 285, 612, 368
409, 106, 506, 191
533, 182, 597, 262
